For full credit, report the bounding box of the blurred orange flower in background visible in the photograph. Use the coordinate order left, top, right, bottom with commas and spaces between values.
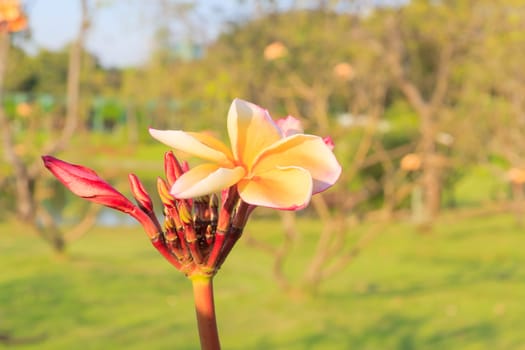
333, 62, 355, 81
507, 167, 525, 185
264, 41, 288, 61
16, 102, 32, 117
401, 153, 422, 172
0, 0, 27, 33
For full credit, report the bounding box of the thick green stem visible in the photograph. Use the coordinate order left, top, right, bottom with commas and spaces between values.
191, 276, 221, 350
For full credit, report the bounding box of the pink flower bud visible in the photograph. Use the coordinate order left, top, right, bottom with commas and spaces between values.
276, 115, 304, 137
322, 136, 335, 151
128, 174, 154, 213
181, 160, 190, 173
42, 156, 136, 213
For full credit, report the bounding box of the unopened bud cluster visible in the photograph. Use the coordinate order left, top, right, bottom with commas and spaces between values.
42, 152, 253, 279
128, 152, 253, 278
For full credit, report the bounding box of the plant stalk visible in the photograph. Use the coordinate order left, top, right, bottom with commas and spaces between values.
191, 276, 221, 350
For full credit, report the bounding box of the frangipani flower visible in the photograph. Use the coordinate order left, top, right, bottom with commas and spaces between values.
44, 101, 342, 350
149, 99, 341, 210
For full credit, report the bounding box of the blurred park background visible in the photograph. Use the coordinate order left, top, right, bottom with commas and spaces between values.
1, 0, 525, 349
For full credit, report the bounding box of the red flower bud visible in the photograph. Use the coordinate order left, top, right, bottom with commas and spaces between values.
42, 155, 136, 213
128, 173, 154, 213
164, 151, 183, 186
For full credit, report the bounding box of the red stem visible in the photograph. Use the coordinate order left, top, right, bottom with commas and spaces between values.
191, 277, 221, 350
216, 201, 254, 268
151, 237, 184, 270
130, 207, 186, 270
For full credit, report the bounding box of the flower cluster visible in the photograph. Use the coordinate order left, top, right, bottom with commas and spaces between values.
43, 99, 341, 279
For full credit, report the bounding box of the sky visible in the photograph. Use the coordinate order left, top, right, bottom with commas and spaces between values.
23, 0, 267, 68
26, 1, 170, 67
23, 0, 407, 68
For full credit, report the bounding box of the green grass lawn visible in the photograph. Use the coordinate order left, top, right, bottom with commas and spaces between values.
1, 212, 524, 349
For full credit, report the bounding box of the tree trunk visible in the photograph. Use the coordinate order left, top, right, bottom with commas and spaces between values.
63, 0, 89, 135
420, 109, 441, 220
0, 32, 35, 221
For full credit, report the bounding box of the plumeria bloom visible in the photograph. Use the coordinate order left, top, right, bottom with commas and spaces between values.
43, 100, 342, 350
149, 99, 341, 210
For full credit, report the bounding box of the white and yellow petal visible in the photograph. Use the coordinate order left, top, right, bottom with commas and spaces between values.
237, 166, 313, 210
149, 128, 232, 164
252, 134, 341, 193
227, 98, 283, 167
171, 163, 245, 199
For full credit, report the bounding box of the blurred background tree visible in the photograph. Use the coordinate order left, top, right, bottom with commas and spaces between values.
0, 0, 524, 282
0, 0, 94, 252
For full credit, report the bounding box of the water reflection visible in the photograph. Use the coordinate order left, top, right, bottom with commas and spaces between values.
97, 209, 136, 227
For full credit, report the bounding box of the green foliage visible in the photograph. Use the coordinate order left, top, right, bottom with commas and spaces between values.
454, 165, 508, 205
383, 100, 419, 135
4, 1, 525, 222
1, 212, 525, 349
5, 48, 67, 95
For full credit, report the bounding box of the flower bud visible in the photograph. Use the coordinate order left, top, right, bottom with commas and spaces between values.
323, 136, 335, 151
276, 115, 304, 137
181, 160, 190, 173
157, 177, 176, 208
164, 151, 184, 186
177, 202, 192, 224
42, 156, 136, 213
128, 174, 154, 213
